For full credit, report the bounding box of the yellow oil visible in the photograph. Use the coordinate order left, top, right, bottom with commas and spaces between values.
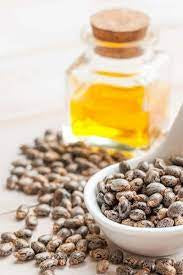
70, 71, 170, 149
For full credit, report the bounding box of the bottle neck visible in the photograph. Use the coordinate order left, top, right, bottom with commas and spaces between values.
93, 38, 147, 59
87, 45, 155, 75
82, 27, 157, 75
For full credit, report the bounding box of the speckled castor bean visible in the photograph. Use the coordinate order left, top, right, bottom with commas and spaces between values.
25, 214, 38, 230
145, 182, 166, 196
116, 191, 136, 201
171, 156, 183, 166
161, 175, 179, 187
157, 208, 168, 220
130, 209, 146, 221
38, 193, 54, 205
157, 217, 174, 228
23, 181, 42, 195
110, 178, 130, 192
31, 241, 46, 254
36, 166, 51, 175
90, 248, 109, 261
104, 210, 121, 223
76, 226, 88, 238
109, 249, 123, 265
65, 234, 82, 244
150, 215, 158, 226
154, 158, 166, 169
70, 206, 85, 217
38, 235, 52, 246
16, 204, 29, 220
76, 239, 88, 253
11, 166, 25, 176
96, 260, 110, 274
163, 192, 176, 207
147, 193, 163, 208
97, 180, 107, 194
131, 202, 151, 215
125, 170, 135, 181
134, 194, 148, 202
64, 216, 85, 229
142, 258, 155, 272
12, 158, 28, 168
35, 252, 53, 264
39, 259, 58, 271
174, 184, 182, 195
165, 165, 182, 177
18, 177, 33, 190
174, 215, 183, 225
175, 260, 183, 274
38, 193, 53, 205
15, 248, 35, 261
101, 203, 110, 214
119, 161, 130, 174
155, 258, 176, 275
137, 161, 149, 172
1, 232, 16, 243
179, 171, 183, 184
124, 255, 144, 269
167, 201, 183, 218
54, 251, 67, 266
122, 218, 135, 227
44, 150, 60, 162
52, 218, 65, 234
47, 239, 62, 252
51, 206, 71, 220
177, 187, 183, 199
104, 192, 116, 206
15, 229, 32, 240
106, 173, 125, 181
152, 204, 163, 215
145, 169, 160, 184
116, 265, 134, 275
34, 204, 51, 217
97, 193, 104, 206
57, 228, 72, 241
61, 197, 72, 211
87, 235, 107, 250
155, 258, 175, 266
57, 243, 75, 255
14, 238, 29, 251
0, 242, 14, 256
118, 196, 131, 220
88, 223, 100, 235
136, 220, 154, 228
69, 251, 86, 265
6, 175, 18, 190
133, 169, 146, 180
130, 178, 143, 192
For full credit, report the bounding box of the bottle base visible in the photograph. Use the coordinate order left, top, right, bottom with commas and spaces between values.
62, 126, 148, 158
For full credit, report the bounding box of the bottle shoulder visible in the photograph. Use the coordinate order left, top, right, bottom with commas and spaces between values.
67, 50, 169, 88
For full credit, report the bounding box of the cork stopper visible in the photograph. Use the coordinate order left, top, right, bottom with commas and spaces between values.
90, 9, 150, 43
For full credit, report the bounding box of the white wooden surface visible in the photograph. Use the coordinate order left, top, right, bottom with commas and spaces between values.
0, 1, 183, 274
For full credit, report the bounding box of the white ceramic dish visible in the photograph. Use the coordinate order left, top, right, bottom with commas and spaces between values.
84, 105, 183, 257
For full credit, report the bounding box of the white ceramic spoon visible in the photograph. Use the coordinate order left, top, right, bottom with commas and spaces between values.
84, 105, 183, 256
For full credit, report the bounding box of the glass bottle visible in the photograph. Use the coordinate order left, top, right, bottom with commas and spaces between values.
65, 9, 170, 150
